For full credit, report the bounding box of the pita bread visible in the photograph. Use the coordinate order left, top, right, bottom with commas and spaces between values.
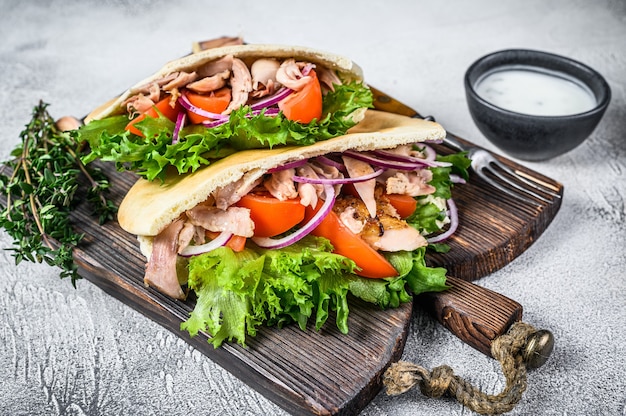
118, 110, 445, 237
85, 44, 364, 123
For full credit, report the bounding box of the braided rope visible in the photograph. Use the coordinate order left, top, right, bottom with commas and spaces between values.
383, 322, 536, 415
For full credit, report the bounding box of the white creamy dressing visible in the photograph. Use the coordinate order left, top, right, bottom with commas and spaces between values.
475, 68, 597, 116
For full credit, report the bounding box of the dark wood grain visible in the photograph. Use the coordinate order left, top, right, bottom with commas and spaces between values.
418, 276, 523, 357
0, 93, 562, 415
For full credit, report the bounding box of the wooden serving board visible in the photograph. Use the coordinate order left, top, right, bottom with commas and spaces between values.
0, 103, 563, 415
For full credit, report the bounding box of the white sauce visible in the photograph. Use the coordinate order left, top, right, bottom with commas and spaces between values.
475, 68, 597, 116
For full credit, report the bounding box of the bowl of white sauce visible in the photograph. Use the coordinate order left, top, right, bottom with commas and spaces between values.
465, 49, 611, 161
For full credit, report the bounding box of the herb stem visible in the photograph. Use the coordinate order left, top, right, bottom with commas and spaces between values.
65, 144, 108, 208
0, 101, 117, 284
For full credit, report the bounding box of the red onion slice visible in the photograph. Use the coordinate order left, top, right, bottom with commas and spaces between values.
267, 159, 309, 173
250, 87, 293, 111
258, 107, 281, 117
178, 231, 233, 257
200, 107, 280, 128
252, 183, 335, 249
301, 63, 314, 76
292, 168, 383, 185
450, 174, 466, 184
172, 111, 186, 144
416, 144, 437, 161
371, 149, 452, 168
426, 199, 458, 243
202, 118, 229, 128
314, 155, 346, 172
343, 150, 422, 171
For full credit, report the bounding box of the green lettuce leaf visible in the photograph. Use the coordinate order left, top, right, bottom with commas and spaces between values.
181, 236, 356, 348
404, 149, 471, 237
180, 235, 449, 348
180, 248, 265, 348
386, 248, 449, 295
76, 81, 373, 181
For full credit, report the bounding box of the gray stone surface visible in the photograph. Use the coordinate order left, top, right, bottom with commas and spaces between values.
1, 0, 624, 415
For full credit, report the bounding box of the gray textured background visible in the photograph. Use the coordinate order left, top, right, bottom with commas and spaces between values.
1, 1, 625, 415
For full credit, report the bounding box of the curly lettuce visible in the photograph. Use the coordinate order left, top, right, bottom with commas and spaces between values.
75, 81, 373, 182
180, 236, 447, 348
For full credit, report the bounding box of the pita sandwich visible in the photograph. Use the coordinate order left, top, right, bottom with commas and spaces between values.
76, 43, 465, 348
118, 109, 447, 294
77, 43, 375, 182
85, 43, 365, 122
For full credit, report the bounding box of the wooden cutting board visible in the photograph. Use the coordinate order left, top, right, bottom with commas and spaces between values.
0, 101, 563, 416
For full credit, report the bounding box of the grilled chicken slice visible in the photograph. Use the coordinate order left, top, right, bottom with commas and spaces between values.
333, 188, 427, 252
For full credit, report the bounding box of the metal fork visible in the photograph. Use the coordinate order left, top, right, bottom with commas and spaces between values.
421, 115, 562, 205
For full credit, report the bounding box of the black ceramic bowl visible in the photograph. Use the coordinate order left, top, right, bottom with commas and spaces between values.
464, 49, 611, 161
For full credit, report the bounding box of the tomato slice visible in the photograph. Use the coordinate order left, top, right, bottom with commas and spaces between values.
235, 193, 305, 238
303, 203, 398, 279
385, 193, 418, 218
125, 96, 182, 137
278, 70, 323, 123
185, 87, 232, 124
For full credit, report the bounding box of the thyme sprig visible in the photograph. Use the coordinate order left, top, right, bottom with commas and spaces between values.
0, 101, 117, 286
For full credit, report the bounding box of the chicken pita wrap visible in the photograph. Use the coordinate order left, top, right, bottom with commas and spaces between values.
117, 110, 470, 347
76, 44, 373, 181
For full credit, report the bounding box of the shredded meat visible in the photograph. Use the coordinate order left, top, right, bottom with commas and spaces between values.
276, 59, 311, 91
214, 174, 262, 210
144, 219, 186, 300
222, 58, 252, 114
196, 55, 234, 78
186, 205, 254, 237
177, 222, 207, 253
168, 88, 181, 107
370, 224, 428, 252
333, 190, 427, 252
177, 222, 197, 253
339, 205, 365, 234
162, 71, 198, 91
125, 94, 155, 114
186, 69, 230, 93
251, 58, 280, 97
310, 162, 343, 180
295, 164, 323, 208
264, 169, 298, 201
343, 156, 377, 218
123, 82, 161, 115
382, 170, 436, 197
129, 74, 174, 96
250, 79, 276, 98
315, 66, 342, 92
387, 144, 428, 159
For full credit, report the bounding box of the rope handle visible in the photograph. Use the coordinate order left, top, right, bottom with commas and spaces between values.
383, 322, 554, 415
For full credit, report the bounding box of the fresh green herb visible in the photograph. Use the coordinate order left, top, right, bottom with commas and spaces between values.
0, 101, 117, 286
